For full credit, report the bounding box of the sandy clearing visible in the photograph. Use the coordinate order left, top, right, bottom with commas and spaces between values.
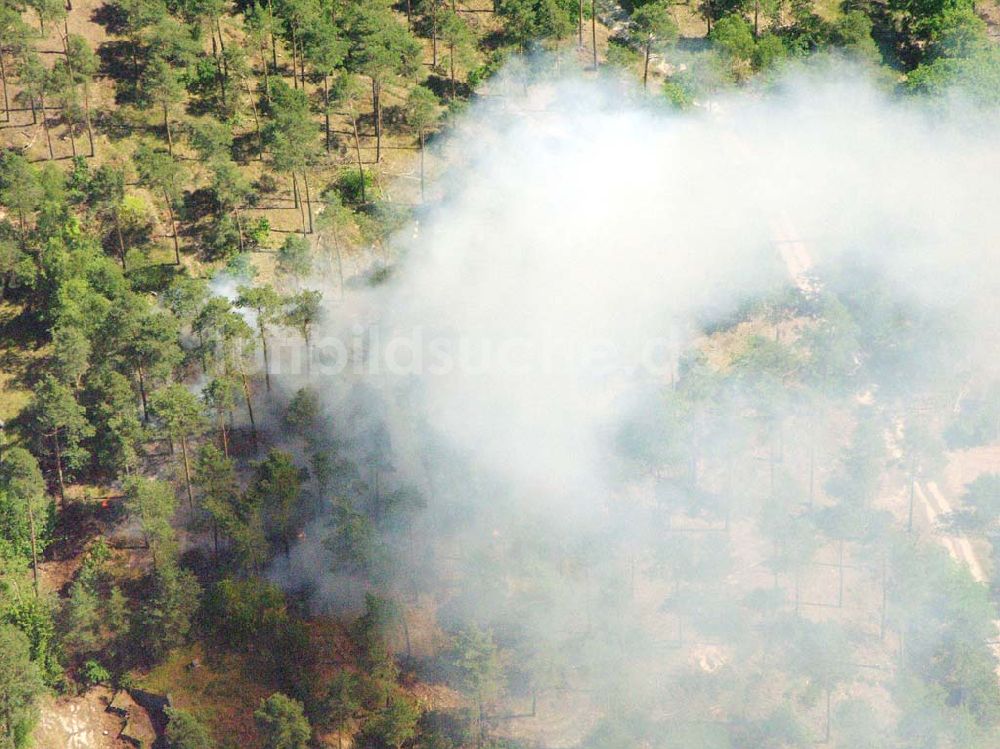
34, 687, 131, 749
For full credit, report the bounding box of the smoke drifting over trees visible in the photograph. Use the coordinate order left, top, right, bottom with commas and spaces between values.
5, 0, 1000, 730
256, 65, 1000, 747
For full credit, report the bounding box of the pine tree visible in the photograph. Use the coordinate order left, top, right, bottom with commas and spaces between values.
0, 448, 51, 596
150, 384, 208, 510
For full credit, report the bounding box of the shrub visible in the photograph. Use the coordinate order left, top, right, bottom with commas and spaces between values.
81, 659, 110, 686
335, 170, 375, 205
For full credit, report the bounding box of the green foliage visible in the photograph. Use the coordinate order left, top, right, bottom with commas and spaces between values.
0, 623, 44, 749
752, 33, 787, 71
204, 214, 243, 261
581, 720, 644, 749
0, 153, 43, 243
163, 275, 209, 323
265, 81, 318, 177
303, 18, 349, 77
81, 658, 111, 686
632, 3, 678, 49
134, 144, 184, 203
800, 294, 860, 391
204, 577, 289, 651
193, 443, 238, 514
190, 119, 235, 161
448, 626, 502, 707
144, 54, 185, 106
99, 294, 183, 410
61, 579, 101, 654
276, 234, 313, 280
946, 385, 1000, 448
662, 78, 696, 109
438, 10, 476, 93
284, 289, 323, 351
889, 0, 976, 52
326, 500, 384, 577
0, 5, 32, 63
225, 251, 260, 280
6, 596, 62, 686
908, 46, 1000, 105
235, 285, 282, 333
831, 10, 880, 63
285, 388, 322, 438
354, 593, 396, 657
0, 0, 998, 745
888, 540, 1000, 727
28, 0, 67, 29
732, 335, 801, 422
0, 448, 53, 565
50, 325, 92, 388
192, 296, 255, 377
344, 0, 423, 84
631, 1, 678, 86
248, 449, 306, 556
824, 407, 886, 508
82, 367, 143, 475
255, 692, 311, 749
783, 619, 854, 694
948, 474, 1000, 535
834, 699, 890, 749
29, 374, 94, 488
165, 706, 216, 749
193, 443, 268, 570
323, 670, 361, 735
406, 86, 439, 134
336, 169, 376, 205
710, 14, 755, 73
497, 0, 575, 48
362, 692, 420, 749
210, 159, 252, 216
124, 475, 178, 565
732, 706, 810, 748
139, 562, 202, 661
150, 384, 208, 440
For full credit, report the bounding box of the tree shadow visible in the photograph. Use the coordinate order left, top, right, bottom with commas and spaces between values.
127, 262, 183, 293
423, 74, 472, 101
91, 107, 136, 143
91, 0, 129, 36
861, 1, 909, 70
478, 29, 508, 52
0, 303, 48, 394
0, 301, 45, 349
232, 132, 264, 163
381, 103, 408, 129
97, 40, 143, 105
182, 187, 220, 225
676, 36, 711, 53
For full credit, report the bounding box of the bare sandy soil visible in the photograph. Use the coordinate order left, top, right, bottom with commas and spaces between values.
34, 688, 130, 749
944, 444, 1000, 495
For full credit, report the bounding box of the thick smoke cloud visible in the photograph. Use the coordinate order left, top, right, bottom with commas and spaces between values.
268, 61, 1000, 744
305, 65, 1000, 504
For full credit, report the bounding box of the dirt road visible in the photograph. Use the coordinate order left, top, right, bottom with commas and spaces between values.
770, 210, 816, 294
914, 481, 989, 583
768, 200, 993, 585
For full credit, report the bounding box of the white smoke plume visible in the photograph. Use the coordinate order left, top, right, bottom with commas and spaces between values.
267, 60, 1000, 745
305, 64, 1000, 502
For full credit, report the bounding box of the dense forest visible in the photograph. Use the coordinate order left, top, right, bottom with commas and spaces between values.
2, 0, 1000, 745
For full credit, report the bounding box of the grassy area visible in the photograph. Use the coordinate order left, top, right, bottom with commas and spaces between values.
138, 643, 271, 749
814, 0, 845, 22
675, 1, 710, 38
0, 301, 47, 424
0, 368, 31, 425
